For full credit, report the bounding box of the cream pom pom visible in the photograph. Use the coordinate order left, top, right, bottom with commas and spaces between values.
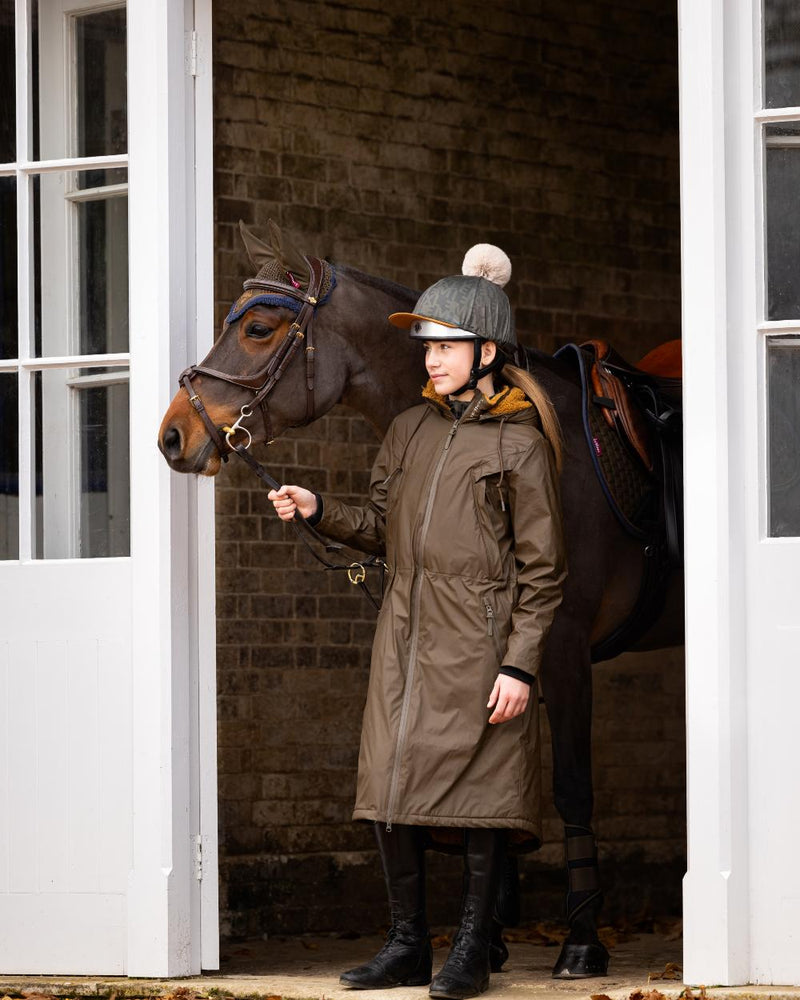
462, 243, 512, 288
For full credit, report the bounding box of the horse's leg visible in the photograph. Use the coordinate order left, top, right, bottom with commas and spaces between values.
539, 617, 609, 979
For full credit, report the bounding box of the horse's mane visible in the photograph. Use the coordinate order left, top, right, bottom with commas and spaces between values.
334, 263, 419, 304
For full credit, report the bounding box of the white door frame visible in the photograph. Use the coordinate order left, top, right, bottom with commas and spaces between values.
681, 0, 800, 985
126, 0, 217, 976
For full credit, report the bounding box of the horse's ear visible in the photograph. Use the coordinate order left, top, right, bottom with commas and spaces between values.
267, 219, 311, 287
239, 220, 276, 271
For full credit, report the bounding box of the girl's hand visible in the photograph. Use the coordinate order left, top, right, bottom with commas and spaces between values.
487, 675, 530, 724
267, 484, 318, 522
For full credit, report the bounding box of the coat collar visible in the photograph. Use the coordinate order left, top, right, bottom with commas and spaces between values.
421, 380, 533, 422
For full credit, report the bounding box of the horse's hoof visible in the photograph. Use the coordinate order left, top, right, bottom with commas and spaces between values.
551, 941, 609, 979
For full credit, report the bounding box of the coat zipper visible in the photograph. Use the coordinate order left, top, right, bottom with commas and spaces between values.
485, 600, 503, 660
385, 419, 460, 832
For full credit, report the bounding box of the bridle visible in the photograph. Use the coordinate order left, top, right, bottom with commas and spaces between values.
178, 254, 327, 462
176, 254, 384, 609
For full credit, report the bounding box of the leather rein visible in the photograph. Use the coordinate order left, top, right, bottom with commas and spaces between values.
177, 255, 383, 610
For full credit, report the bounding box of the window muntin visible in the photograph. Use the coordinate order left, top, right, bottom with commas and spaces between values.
35, 1, 127, 163
33, 169, 129, 358
34, 366, 129, 558
3, 0, 129, 560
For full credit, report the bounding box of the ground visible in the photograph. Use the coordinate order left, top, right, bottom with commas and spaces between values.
2, 927, 800, 1000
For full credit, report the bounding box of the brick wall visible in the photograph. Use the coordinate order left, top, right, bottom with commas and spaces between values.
212, 0, 683, 939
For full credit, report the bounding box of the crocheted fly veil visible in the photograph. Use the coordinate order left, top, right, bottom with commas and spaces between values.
226, 219, 335, 324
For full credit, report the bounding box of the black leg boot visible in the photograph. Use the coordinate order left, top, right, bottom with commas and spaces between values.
429, 829, 507, 1000
340, 823, 432, 989
552, 826, 609, 979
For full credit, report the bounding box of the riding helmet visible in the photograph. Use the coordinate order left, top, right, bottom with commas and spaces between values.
388, 244, 517, 349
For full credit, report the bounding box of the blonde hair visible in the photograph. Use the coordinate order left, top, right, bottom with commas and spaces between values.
502, 363, 563, 475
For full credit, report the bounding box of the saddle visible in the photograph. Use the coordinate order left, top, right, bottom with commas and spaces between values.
554, 338, 683, 661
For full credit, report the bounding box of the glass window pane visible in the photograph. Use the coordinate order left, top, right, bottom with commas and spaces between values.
765, 0, 800, 109
767, 339, 800, 537
35, 367, 129, 558
76, 8, 127, 158
765, 124, 800, 320
33, 170, 129, 356
0, 0, 14, 162
35, 3, 126, 161
0, 175, 16, 358
0, 373, 18, 559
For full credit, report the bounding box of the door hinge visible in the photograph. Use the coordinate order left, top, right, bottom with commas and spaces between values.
188, 30, 198, 77
193, 834, 203, 881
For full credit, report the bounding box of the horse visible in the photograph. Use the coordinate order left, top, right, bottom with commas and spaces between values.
158, 221, 684, 979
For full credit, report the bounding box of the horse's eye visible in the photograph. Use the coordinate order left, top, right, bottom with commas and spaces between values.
246, 323, 274, 340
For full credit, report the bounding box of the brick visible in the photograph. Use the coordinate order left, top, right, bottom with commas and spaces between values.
212, 0, 684, 939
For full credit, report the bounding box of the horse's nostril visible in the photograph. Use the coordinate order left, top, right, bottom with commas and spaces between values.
163, 425, 182, 458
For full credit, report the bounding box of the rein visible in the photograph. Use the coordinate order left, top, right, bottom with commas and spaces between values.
178, 254, 383, 611
229, 443, 384, 612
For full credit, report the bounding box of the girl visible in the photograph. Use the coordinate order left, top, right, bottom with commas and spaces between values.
268, 245, 566, 999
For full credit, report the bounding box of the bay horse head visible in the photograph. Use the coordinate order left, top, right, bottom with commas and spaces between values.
158, 221, 420, 476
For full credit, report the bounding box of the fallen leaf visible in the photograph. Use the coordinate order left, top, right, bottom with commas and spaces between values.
300, 939, 319, 950
631, 991, 667, 1000
431, 934, 452, 949
649, 962, 682, 982
502, 920, 565, 947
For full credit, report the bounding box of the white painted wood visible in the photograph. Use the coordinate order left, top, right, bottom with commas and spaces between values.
682, 0, 800, 985
193, 0, 220, 971
2, 0, 218, 977
743, 0, 800, 982
679, 0, 750, 985
125, 0, 215, 976
0, 894, 126, 974
0, 561, 132, 974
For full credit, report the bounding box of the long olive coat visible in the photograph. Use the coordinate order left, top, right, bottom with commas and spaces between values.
317, 383, 566, 847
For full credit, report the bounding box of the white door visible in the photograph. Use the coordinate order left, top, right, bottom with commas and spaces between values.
681, 0, 800, 985
0, 0, 217, 976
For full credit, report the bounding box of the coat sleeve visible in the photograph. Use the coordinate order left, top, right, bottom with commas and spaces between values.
314, 418, 402, 556
501, 434, 567, 678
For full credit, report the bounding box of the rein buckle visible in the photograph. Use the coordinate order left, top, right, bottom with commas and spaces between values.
347, 562, 366, 585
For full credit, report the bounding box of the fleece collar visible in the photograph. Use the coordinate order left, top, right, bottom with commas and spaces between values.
421, 381, 532, 420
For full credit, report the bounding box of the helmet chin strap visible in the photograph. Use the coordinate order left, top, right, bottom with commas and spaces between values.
450, 339, 506, 397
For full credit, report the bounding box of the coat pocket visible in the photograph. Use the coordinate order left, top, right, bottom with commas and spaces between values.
482, 599, 505, 662
382, 466, 404, 517
472, 460, 509, 513
471, 461, 508, 579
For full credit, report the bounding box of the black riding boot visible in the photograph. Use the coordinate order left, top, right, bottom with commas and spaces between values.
340, 823, 432, 989
429, 829, 507, 999
488, 853, 519, 972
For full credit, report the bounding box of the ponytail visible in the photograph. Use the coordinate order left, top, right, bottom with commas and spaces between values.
503, 364, 563, 476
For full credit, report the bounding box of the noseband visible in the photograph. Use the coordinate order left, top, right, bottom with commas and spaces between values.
178, 254, 327, 462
